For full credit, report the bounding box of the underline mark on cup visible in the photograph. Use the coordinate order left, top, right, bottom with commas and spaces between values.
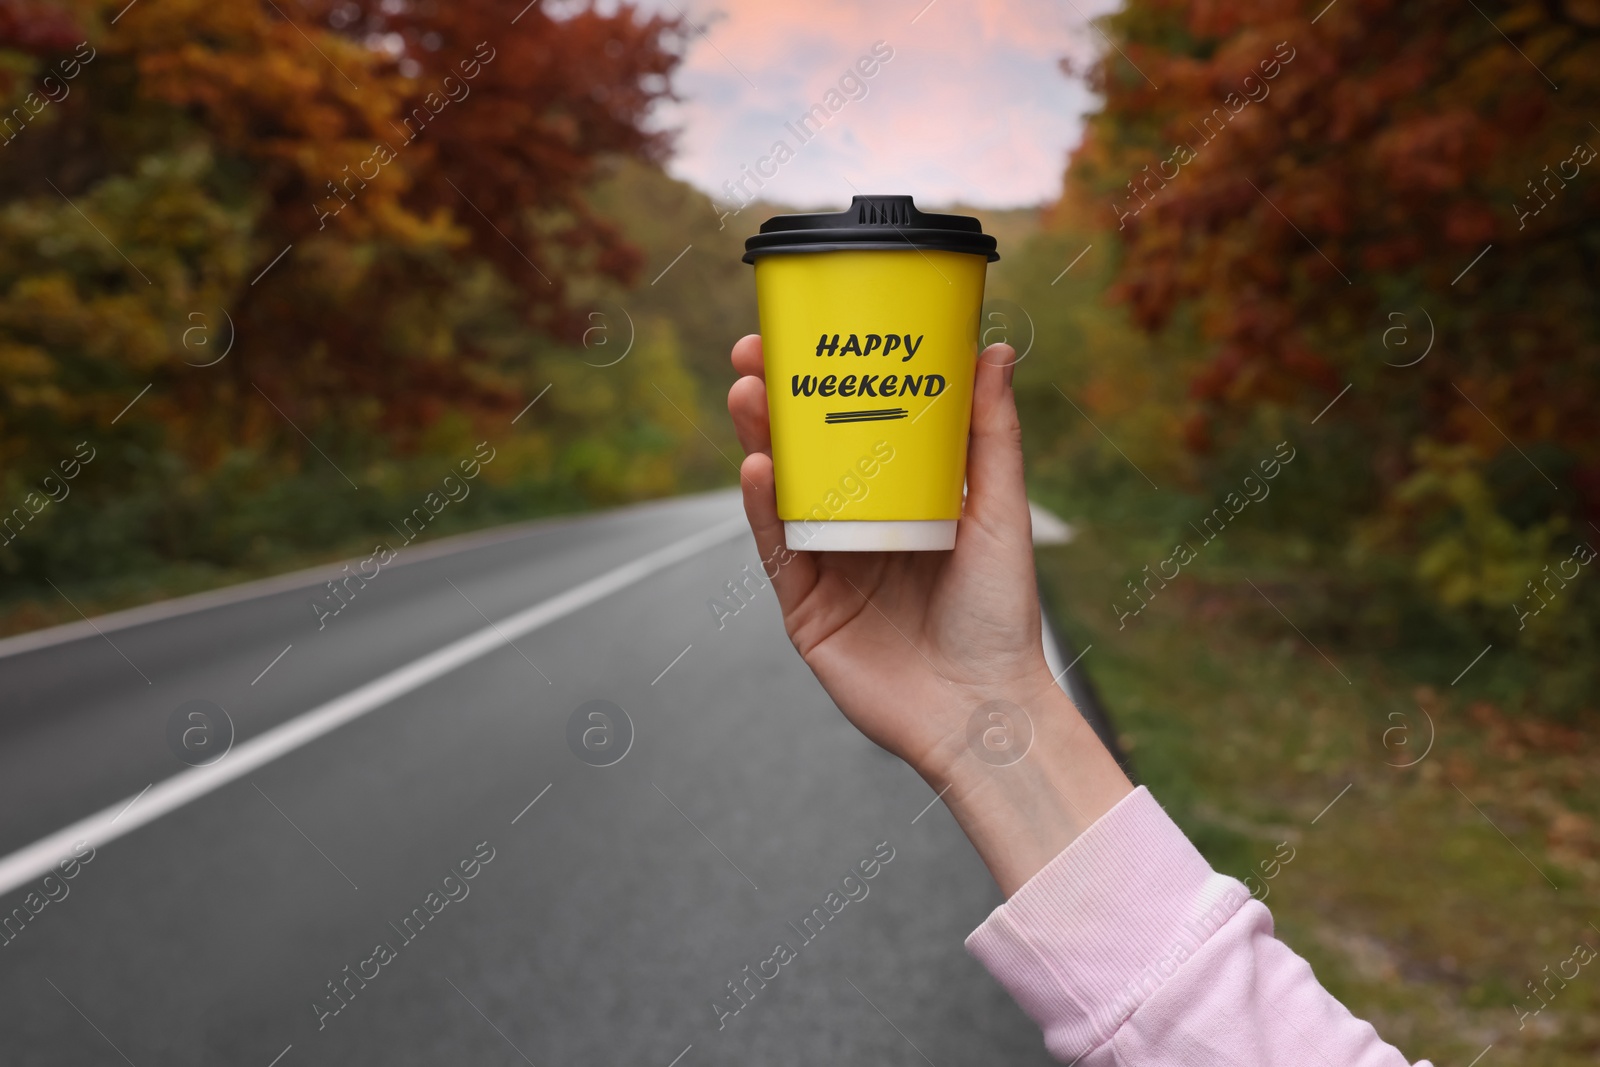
825, 407, 908, 424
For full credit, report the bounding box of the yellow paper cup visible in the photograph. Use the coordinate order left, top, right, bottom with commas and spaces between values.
744, 195, 998, 551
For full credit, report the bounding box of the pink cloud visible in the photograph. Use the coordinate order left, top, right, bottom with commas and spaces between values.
633, 0, 1117, 208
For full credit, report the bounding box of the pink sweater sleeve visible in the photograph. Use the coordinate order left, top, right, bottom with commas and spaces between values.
965, 786, 1431, 1066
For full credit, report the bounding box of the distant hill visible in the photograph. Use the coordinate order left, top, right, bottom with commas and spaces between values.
584, 158, 764, 401
933, 204, 1048, 263
584, 161, 1049, 408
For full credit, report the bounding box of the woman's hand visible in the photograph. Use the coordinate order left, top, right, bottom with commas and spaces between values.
727, 333, 1052, 775
727, 334, 1131, 894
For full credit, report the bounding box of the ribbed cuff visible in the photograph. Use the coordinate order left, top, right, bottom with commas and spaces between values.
964, 786, 1249, 1061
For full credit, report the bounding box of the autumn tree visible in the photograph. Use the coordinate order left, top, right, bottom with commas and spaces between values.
0, 0, 695, 590
1067, 0, 1600, 707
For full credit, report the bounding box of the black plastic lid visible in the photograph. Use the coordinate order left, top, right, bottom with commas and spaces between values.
742, 195, 999, 263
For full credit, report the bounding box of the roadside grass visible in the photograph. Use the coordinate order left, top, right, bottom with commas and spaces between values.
0, 491, 594, 640
0, 538, 381, 640
1038, 527, 1600, 1066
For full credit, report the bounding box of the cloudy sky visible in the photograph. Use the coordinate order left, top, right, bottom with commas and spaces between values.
625, 0, 1117, 209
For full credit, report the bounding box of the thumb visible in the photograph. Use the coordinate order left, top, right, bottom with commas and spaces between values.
961, 343, 1032, 546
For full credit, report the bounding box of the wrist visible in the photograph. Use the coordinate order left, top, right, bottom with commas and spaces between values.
916, 678, 1134, 897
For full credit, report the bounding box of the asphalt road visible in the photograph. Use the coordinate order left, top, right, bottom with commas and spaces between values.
0, 490, 1071, 1066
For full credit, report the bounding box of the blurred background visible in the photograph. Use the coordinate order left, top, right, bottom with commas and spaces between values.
1, 0, 1597, 1063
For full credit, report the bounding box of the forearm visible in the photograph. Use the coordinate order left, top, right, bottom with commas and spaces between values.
911, 681, 1425, 1064
916, 679, 1134, 897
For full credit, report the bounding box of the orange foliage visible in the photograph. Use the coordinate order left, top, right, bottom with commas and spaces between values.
0, 0, 682, 457
1073, 0, 1600, 522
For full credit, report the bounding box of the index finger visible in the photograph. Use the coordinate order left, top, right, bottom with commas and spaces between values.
739, 451, 818, 617
731, 333, 764, 380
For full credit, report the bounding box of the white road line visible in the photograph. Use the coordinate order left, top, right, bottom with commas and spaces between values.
0, 516, 747, 897
0, 490, 740, 660
109, 783, 152, 825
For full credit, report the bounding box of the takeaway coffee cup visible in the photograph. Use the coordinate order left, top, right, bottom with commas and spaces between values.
743, 194, 998, 551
